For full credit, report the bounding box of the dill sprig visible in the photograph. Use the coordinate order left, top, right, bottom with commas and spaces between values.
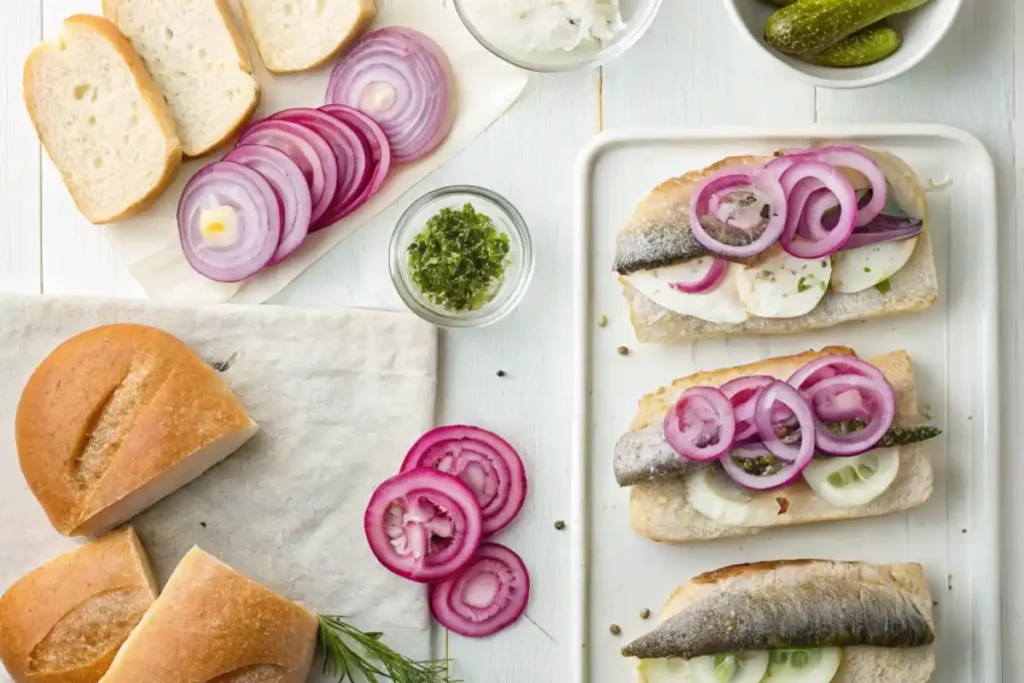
317, 614, 458, 683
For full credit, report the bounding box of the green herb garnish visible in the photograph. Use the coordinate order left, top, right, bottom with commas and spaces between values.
875, 278, 892, 294
796, 275, 815, 293
407, 203, 510, 312
318, 614, 456, 683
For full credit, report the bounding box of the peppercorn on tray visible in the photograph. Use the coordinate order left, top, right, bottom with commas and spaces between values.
570, 125, 1001, 683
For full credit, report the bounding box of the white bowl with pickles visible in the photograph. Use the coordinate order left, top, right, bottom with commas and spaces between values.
724, 0, 963, 89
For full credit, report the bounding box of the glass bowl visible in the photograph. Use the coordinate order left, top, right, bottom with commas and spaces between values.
453, 0, 664, 73
389, 186, 534, 329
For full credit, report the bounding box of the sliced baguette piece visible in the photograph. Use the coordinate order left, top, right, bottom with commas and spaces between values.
23, 14, 182, 225
629, 560, 936, 683
98, 546, 318, 683
624, 348, 934, 543
240, 0, 377, 73
616, 147, 939, 343
0, 527, 158, 683
15, 324, 259, 537
103, 0, 260, 157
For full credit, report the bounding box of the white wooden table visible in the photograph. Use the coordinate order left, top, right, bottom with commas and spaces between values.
1, 1, 1020, 681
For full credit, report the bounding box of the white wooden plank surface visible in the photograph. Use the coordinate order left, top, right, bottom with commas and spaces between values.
2, 0, 1022, 682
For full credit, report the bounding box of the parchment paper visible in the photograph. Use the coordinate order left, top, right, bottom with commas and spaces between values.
102, 0, 529, 305
0, 294, 438, 681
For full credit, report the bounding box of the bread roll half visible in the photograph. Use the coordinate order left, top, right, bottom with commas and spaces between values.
16, 324, 259, 537
0, 527, 158, 683
99, 547, 318, 683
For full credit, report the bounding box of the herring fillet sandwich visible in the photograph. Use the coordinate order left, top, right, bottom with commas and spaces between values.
613, 144, 938, 343
613, 347, 941, 543
625, 560, 936, 683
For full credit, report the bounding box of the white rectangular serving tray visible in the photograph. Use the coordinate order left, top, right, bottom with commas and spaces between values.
570, 125, 1001, 683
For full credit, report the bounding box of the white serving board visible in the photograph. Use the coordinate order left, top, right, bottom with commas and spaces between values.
570, 126, 1001, 683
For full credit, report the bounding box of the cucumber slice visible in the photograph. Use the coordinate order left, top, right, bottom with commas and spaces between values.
637, 657, 689, 682
802, 448, 900, 507
687, 468, 780, 527
690, 651, 769, 683
763, 648, 841, 683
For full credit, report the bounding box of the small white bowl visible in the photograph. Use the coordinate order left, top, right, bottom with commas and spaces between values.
723, 0, 963, 89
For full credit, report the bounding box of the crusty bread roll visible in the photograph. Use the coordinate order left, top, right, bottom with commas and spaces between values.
16, 324, 258, 537
623, 347, 934, 543
99, 546, 318, 683
103, 0, 261, 157
632, 560, 936, 683
0, 527, 158, 683
22, 15, 182, 224
615, 147, 939, 343
240, 0, 377, 73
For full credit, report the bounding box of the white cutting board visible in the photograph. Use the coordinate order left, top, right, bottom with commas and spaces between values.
571, 126, 1001, 683
0, 294, 439, 682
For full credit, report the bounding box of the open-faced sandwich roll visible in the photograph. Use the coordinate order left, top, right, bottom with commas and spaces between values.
625, 560, 936, 683
614, 347, 940, 543
614, 145, 938, 343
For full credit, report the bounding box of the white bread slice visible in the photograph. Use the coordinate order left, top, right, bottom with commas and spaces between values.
103, 0, 260, 157
15, 324, 259, 538
23, 15, 182, 225
634, 560, 935, 683
240, 0, 377, 73
0, 528, 158, 683
627, 348, 934, 543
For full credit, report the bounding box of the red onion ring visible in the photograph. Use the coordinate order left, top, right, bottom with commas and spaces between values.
839, 215, 923, 250
268, 108, 372, 230
320, 104, 393, 202
748, 381, 816, 479
689, 171, 787, 258
721, 375, 775, 443
778, 161, 858, 258
224, 144, 312, 264
238, 119, 339, 226
669, 258, 729, 294
430, 543, 529, 638
663, 387, 737, 462
401, 425, 527, 536
803, 375, 896, 456
364, 469, 483, 584
176, 160, 282, 283
787, 355, 887, 391
812, 146, 887, 226
326, 27, 455, 163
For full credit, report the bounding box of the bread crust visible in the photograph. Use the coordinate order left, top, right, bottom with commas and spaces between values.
15, 324, 257, 537
0, 528, 157, 683
625, 348, 934, 543
239, 0, 377, 74
99, 547, 318, 683
615, 147, 938, 343
22, 14, 182, 225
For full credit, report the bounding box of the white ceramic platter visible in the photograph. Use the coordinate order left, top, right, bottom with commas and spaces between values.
571, 125, 1001, 683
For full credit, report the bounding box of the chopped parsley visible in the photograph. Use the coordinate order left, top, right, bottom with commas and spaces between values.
796, 275, 816, 293
863, 266, 872, 273
407, 203, 510, 312
875, 278, 892, 294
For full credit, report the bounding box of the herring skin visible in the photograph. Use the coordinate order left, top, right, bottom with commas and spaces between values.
622, 560, 935, 660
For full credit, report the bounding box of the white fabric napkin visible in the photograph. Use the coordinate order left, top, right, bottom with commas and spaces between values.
104, 0, 528, 304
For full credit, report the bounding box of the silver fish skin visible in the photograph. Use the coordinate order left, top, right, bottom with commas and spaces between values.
613, 423, 702, 487
613, 220, 710, 275
621, 561, 935, 660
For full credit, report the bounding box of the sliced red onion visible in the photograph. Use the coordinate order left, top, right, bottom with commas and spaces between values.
320, 104, 392, 202
803, 375, 896, 456
401, 425, 527, 536
787, 355, 887, 391
663, 387, 737, 462
721, 375, 775, 443
326, 27, 455, 163
177, 160, 282, 282
269, 108, 372, 230
669, 258, 729, 294
813, 388, 872, 422
812, 146, 887, 226
719, 381, 818, 491
364, 469, 483, 584
238, 119, 338, 226
839, 215, 923, 250
224, 144, 312, 264
689, 171, 787, 259
785, 176, 826, 242
778, 161, 858, 258
430, 543, 529, 638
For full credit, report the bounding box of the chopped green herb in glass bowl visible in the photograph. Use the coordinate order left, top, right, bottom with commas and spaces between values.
390, 186, 534, 328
